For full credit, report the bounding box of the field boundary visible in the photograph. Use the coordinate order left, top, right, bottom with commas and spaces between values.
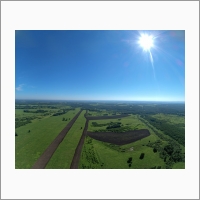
31, 110, 82, 169
70, 119, 89, 169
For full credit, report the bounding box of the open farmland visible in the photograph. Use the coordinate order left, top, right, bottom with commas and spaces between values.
15, 101, 80, 169
15, 100, 185, 169
87, 129, 150, 145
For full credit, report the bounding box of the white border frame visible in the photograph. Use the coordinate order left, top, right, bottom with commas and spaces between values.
1, 1, 199, 199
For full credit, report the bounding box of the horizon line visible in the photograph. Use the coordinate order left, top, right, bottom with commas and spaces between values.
15, 99, 185, 103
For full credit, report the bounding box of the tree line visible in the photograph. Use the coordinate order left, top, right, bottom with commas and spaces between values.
142, 115, 185, 146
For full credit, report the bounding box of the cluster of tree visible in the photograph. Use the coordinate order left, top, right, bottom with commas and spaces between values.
147, 140, 184, 168
92, 122, 107, 127
16, 99, 79, 109
16, 106, 39, 109
52, 108, 74, 116
23, 109, 48, 113
15, 117, 35, 128
161, 144, 184, 163
151, 166, 161, 169
139, 153, 145, 159
106, 122, 121, 130
53, 111, 66, 116
142, 115, 185, 146
80, 102, 185, 116
62, 117, 69, 121
92, 121, 122, 129
94, 125, 132, 133
127, 157, 132, 167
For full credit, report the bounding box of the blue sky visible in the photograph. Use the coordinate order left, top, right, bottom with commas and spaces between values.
15, 30, 185, 101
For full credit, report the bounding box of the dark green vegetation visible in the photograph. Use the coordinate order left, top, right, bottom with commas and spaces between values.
141, 114, 184, 146
15, 100, 185, 169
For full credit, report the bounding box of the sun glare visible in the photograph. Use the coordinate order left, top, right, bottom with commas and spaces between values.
138, 34, 154, 51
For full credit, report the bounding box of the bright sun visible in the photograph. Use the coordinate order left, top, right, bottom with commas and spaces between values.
138, 34, 154, 51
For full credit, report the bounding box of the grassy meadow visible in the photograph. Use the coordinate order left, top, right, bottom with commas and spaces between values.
15, 101, 185, 169
79, 113, 184, 169
15, 108, 80, 169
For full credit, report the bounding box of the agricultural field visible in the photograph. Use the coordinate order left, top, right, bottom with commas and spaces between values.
45, 110, 86, 169
78, 113, 175, 169
15, 100, 185, 169
15, 100, 81, 169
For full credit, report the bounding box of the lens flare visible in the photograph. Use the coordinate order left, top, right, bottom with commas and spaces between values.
138, 34, 154, 51
138, 33, 155, 79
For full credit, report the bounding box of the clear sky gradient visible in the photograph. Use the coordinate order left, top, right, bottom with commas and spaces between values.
15, 30, 185, 101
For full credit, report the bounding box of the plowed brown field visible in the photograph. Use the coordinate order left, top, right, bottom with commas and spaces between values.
87, 129, 150, 145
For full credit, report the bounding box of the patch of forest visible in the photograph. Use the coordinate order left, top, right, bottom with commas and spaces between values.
141, 115, 185, 146
81, 102, 185, 116
147, 140, 185, 169
23, 109, 48, 113
15, 116, 36, 128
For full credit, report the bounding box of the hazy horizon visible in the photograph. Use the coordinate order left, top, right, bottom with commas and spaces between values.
15, 98, 185, 103
15, 30, 185, 102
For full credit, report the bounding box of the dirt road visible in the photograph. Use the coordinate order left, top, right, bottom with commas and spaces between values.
70, 119, 88, 169
31, 110, 82, 169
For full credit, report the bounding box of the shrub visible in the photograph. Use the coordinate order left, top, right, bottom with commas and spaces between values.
127, 157, 132, 164
153, 148, 157, 153
139, 153, 145, 159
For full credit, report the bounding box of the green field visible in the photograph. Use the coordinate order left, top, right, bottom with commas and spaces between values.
15, 101, 185, 169
15, 108, 80, 169
87, 110, 121, 116
79, 136, 165, 169
45, 110, 86, 169
88, 115, 147, 132
79, 113, 185, 169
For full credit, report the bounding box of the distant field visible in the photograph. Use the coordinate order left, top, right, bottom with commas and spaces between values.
87, 110, 121, 116
45, 110, 86, 169
15, 108, 80, 169
88, 115, 146, 132
152, 113, 185, 127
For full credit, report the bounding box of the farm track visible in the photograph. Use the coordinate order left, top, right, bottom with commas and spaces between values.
70, 116, 89, 169
31, 110, 82, 169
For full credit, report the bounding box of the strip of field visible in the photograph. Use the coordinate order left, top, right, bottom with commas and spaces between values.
85, 114, 129, 120
45, 110, 86, 169
79, 135, 165, 169
87, 129, 150, 145
70, 119, 89, 169
15, 109, 80, 169
31, 110, 82, 169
